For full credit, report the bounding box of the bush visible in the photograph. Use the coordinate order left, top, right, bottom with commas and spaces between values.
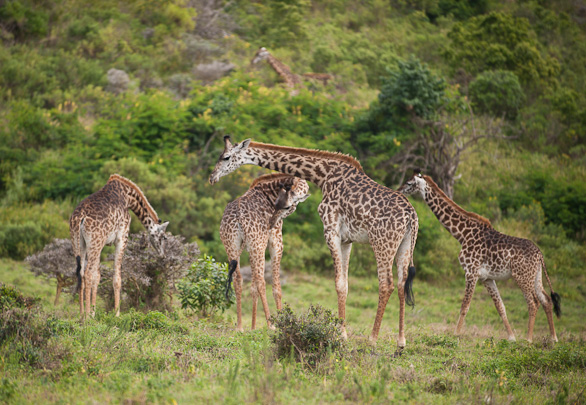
177, 254, 233, 317
469, 70, 524, 120
100, 232, 200, 312
25, 238, 79, 305
270, 304, 346, 369
99, 309, 187, 334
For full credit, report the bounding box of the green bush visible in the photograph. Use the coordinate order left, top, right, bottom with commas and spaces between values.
177, 255, 234, 317
469, 70, 524, 119
270, 304, 346, 369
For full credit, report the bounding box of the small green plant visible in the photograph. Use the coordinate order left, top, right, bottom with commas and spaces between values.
270, 304, 346, 368
468, 70, 524, 120
177, 254, 234, 317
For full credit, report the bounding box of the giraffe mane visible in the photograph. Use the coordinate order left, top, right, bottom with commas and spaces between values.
423, 175, 492, 227
249, 142, 364, 172
108, 174, 160, 222
249, 173, 297, 189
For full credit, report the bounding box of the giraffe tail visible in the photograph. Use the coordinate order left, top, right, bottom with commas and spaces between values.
225, 260, 238, 301
541, 254, 561, 318
75, 256, 82, 294
405, 264, 416, 308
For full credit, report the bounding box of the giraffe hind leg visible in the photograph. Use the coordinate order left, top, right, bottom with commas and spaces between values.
533, 271, 558, 342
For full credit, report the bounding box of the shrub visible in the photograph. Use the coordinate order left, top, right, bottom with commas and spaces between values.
25, 238, 79, 305
99, 309, 187, 334
270, 304, 346, 368
177, 254, 234, 317
100, 232, 200, 312
469, 70, 524, 120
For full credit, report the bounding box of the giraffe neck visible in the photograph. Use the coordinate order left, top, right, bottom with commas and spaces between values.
109, 177, 160, 231
242, 142, 363, 188
422, 180, 490, 244
267, 54, 301, 88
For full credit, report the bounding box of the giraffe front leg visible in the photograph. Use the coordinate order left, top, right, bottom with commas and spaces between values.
455, 274, 479, 335
324, 230, 349, 339
268, 225, 284, 311
370, 241, 396, 345
113, 234, 128, 317
483, 279, 515, 341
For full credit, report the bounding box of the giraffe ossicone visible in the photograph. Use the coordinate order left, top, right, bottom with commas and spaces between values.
210, 137, 419, 348
398, 170, 560, 343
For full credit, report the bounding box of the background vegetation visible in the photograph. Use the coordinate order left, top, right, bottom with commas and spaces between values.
1, 0, 585, 402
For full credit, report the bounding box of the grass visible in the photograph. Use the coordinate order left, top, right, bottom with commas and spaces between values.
1, 258, 585, 404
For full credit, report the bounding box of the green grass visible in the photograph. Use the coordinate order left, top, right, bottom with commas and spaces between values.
1, 259, 585, 404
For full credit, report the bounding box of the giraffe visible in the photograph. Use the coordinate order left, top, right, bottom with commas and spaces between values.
221, 173, 310, 331
209, 137, 418, 348
398, 170, 561, 342
70, 174, 169, 318
251, 47, 333, 91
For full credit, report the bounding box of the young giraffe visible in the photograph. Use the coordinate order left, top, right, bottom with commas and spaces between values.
70, 174, 169, 318
221, 173, 310, 331
209, 137, 418, 348
398, 170, 561, 342
251, 47, 333, 91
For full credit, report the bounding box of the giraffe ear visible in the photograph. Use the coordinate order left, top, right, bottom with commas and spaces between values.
235, 138, 251, 151
223, 135, 232, 149
160, 221, 169, 231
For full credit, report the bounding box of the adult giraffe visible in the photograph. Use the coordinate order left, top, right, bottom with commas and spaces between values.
398, 170, 560, 342
209, 137, 418, 348
70, 174, 169, 318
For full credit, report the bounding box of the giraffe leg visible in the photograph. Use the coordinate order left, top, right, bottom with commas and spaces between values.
482, 279, 516, 341
113, 232, 129, 317
249, 247, 273, 330
324, 230, 350, 339
90, 268, 101, 318
514, 275, 540, 343
79, 253, 87, 317
455, 273, 479, 335
221, 228, 244, 331
84, 249, 101, 319
370, 241, 397, 344
394, 230, 415, 348
533, 270, 558, 342
268, 225, 284, 310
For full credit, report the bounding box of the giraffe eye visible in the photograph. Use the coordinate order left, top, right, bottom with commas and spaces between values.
223, 156, 230, 161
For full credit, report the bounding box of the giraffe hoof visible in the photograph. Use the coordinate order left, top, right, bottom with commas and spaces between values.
507, 336, 516, 342
268, 324, 276, 331
341, 329, 348, 340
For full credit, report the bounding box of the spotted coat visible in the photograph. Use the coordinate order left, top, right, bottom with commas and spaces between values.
209, 138, 419, 348
70, 174, 168, 318
398, 172, 560, 342
221, 174, 309, 331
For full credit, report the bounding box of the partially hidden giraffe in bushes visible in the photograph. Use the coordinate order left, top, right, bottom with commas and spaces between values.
70, 174, 169, 318
222, 173, 310, 331
398, 170, 560, 342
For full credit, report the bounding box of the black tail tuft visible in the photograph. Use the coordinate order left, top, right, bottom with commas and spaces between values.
405, 266, 416, 308
551, 292, 561, 318
74, 256, 82, 294
225, 260, 238, 301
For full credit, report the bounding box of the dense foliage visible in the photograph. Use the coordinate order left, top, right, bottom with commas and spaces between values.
0, 0, 585, 286
178, 254, 234, 316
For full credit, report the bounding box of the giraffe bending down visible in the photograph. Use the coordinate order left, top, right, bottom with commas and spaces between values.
251, 47, 333, 91
398, 170, 560, 342
210, 137, 418, 348
70, 174, 169, 318
221, 173, 310, 331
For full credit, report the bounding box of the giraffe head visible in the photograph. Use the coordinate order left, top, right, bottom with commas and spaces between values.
397, 169, 428, 199
251, 47, 270, 64
209, 136, 252, 185
148, 221, 169, 256
269, 178, 310, 228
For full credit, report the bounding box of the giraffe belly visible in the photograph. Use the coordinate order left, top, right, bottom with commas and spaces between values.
478, 264, 511, 282
340, 219, 369, 244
